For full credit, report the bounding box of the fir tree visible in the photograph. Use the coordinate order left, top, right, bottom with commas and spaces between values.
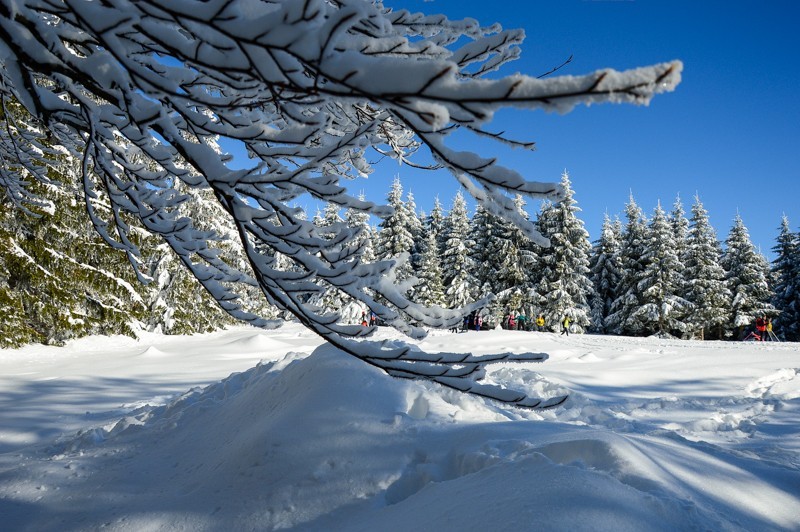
607, 194, 649, 336
415, 229, 446, 307
721, 214, 776, 338
484, 197, 529, 319
345, 196, 377, 266
771, 216, 800, 340
341, 197, 378, 324
669, 195, 690, 305
634, 202, 692, 337
532, 172, 593, 333
0, 183, 148, 346
308, 203, 355, 317
441, 191, 475, 309
467, 204, 496, 299
683, 196, 730, 339
669, 195, 690, 264
405, 191, 424, 273
589, 214, 623, 334
427, 197, 447, 258
376, 176, 415, 285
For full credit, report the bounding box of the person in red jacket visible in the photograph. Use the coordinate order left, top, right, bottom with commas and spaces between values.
755, 316, 766, 341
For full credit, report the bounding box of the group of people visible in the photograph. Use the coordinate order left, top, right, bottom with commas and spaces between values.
461, 310, 572, 335
502, 311, 571, 335
360, 311, 378, 327
363, 308, 573, 335
754, 315, 775, 341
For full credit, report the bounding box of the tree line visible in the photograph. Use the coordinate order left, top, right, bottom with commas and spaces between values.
336, 171, 798, 341
4, 169, 797, 348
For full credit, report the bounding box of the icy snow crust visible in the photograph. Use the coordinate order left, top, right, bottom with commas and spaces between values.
0, 324, 798, 531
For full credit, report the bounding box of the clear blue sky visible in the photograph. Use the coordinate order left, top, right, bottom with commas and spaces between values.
348, 0, 800, 260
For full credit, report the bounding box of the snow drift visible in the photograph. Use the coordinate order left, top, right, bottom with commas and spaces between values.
0, 325, 798, 531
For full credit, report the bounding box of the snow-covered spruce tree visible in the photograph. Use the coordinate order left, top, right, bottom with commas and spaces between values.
682, 195, 730, 340
375, 176, 415, 290
515, 195, 541, 320
606, 194, 650, 336
532, 172, 593, 334
308, 203, 359, 317
721, 214, 776, 338
771, 216, 799, 340
0, 180, 149, 346
0, 101, 149, 346
404, 190, 424, 275
588, 214, 623, 334
467, 204, 496, 300
633, 202, 692, 337
428, 197, 447, 259
483, 195, 528, 319
414, 228, 447, 308
144, 183, 281, 335
0, 0, 680, 407
341, 196, 377, 324
669, 195, 690, 304
441, 191, 476, 309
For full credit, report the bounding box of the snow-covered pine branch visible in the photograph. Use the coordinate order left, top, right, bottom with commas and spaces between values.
0, 0, 681, 407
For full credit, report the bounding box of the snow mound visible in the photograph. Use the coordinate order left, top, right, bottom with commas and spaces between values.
747, 368, 800, 400
136, 345, 168, 358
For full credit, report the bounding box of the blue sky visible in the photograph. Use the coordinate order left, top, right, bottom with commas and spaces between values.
349, 0, 800, 260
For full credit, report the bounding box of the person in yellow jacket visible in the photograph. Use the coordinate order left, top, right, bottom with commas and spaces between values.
561, 315, 570, 336
535, 314, 545, 331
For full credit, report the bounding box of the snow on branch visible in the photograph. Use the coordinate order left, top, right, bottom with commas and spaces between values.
0, 0, 680, 407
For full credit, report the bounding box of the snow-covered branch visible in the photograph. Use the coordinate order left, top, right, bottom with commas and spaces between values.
0, 0, 680, 407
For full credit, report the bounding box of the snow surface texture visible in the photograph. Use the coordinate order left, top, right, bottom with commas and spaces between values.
1, 324, 798, 531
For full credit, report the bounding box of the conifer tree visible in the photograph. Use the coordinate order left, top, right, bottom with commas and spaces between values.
669, 196, 690, 301
589, 214, 623, 333
683, 196, 730, 339
341, 197, 378, 324
0, 183, 148, 346
478, 206, 524, 321
721, 214, 776, 338
441, 191, 475, 309
607, 194, 650, 335
345, 196, 377, 266
635, 202, 692, 337
376, 176, 415, 286
771, 216, 800, 340
405, 191, 424, 274
427, 197, 447, 259
467, 204, 496, 299
415, 229, 447, 307
669, 196, 690, 264
308, 203, 356, 316
532, 172, 593, 333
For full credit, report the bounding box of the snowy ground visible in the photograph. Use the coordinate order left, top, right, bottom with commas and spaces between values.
0, 323, 798, 531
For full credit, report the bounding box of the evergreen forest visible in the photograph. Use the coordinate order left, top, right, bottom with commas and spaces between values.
2, 171, 799, 347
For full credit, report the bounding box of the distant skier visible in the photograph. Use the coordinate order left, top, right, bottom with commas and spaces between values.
755, 316, 766, 341
535, 314, 545, 331
561, 315, 570, 336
